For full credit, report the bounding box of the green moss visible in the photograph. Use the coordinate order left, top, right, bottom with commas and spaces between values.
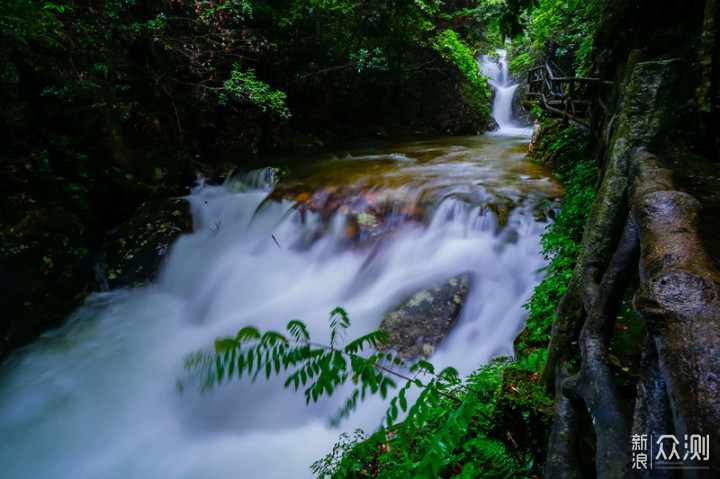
608, 299, 646, 381
408, 291, 433, 307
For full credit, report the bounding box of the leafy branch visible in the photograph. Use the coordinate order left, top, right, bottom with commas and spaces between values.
179, 307, 458, 422
217, 65, 291, 118
179, 308, 532, 478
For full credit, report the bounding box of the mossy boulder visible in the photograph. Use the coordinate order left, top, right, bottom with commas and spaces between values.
102, 198, 192, 288
378, 274, 471, 359
512, 79, 535, 127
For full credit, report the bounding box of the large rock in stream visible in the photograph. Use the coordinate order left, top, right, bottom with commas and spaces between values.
378, 274, 471, 359
101, 198, 193, 288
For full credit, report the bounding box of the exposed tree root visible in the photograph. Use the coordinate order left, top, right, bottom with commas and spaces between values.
629, 335, 677, 479
542, 59, 682, 391
542, 59, 720, 477
545, 363, 584, 479
562, 215, 639, 478
630, 151, 720, 474
545, 151, 720, 478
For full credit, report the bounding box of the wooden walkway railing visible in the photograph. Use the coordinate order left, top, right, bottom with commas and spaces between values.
526, 58, 614, 127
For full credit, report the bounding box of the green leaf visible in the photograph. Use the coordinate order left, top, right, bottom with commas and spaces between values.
274, 355, 281, 374
216, 355, 224, 383
247, 348, 255, 372
329, 307, 350, 347
439, 366, 459, 382
228, 349, 236, 377
399, 388, 408, 411
236, 326, 261, 342
261, 331, 287, 345
214, 337, 238, 352
237, 354, 245, 379
287, 320, 310, 341
411, 359, 435, 374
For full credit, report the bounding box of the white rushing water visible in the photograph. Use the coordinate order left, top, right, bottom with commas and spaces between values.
0, 53, 553, 478
481, 49, 530, 136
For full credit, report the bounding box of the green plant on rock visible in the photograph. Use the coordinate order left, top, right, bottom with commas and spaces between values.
180, 308, 535, 478
433, 29, 491, 102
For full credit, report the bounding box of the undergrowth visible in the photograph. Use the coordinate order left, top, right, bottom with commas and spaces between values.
181, 309, 538, 478
520, 121, 597, 357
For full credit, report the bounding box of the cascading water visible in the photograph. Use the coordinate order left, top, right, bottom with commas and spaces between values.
0, 60, 555, 478
481, 49, 528, 136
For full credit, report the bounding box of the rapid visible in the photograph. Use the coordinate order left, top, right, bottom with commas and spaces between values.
0, 51, 560, 478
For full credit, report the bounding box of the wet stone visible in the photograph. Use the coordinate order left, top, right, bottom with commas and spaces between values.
378, 273, 472, 359
102, 198, 192, 288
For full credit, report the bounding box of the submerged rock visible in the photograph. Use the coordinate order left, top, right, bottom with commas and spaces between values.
269, 183, 430, 247
378, 274, 471, 359
102, 198, 192, 288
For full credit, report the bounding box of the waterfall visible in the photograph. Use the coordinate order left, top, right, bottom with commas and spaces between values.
480, 49, 530, 136
0, 136, 559, 478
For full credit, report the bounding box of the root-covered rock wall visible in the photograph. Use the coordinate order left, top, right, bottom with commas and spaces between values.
542, 58, 720, 478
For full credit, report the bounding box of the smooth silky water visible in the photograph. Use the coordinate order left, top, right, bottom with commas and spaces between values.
0, 54, 559, 478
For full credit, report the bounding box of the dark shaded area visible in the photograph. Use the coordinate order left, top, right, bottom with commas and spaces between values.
0, 1, 497, 361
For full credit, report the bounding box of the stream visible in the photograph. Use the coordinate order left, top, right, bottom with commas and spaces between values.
0, 51, 561, 478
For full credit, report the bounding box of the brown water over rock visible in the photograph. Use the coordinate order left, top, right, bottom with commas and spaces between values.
261, 136, 563, 246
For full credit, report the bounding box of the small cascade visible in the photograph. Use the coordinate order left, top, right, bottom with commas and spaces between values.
480, 49, 530, 136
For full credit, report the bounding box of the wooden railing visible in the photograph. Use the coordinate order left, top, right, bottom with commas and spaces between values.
526, 59, 614, 127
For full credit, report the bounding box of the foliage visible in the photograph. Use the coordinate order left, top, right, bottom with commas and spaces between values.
495, 0, 538, 39
432, 29, 492, 125
521, 122, 596, 351
181, 308, 538, 478
433, 29, 491, 101
509, 0, 608, 77
507, 51, 532, 76
2, 0, 563, 167
218, 66, 291, 118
